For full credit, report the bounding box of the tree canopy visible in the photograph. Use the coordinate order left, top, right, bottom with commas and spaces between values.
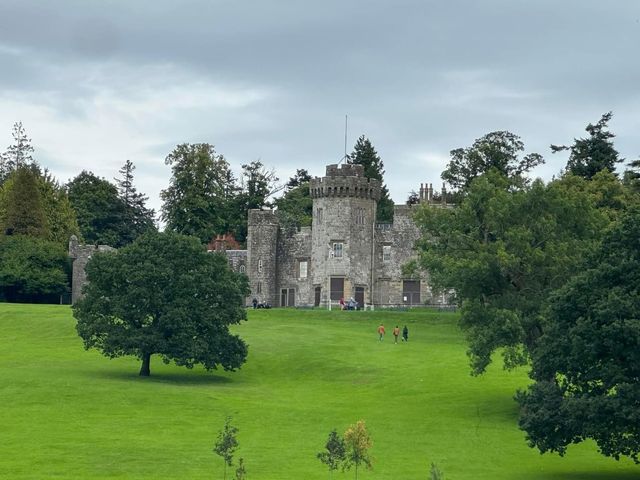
441, 130, 544, 192
73, 231, 249, 376
517, 205, 640, 463
274, 169, 313, 231
414, 170, 611, 374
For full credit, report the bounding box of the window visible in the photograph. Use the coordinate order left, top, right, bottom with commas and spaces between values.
332, 242, 343, 258
355, 207, 365, 225
383, 245, 391, 262
256, 282, 262, 294
316, 207, 323, 224
239, 265, 246, 274
258, 259, 263, 273
298, 260, 308, 279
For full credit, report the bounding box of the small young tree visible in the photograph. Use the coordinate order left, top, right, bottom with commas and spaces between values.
429, 462, 444, 480
213, 417, 239, 480
342, 420, 372, 479
317, 428, 346, 479
234, 458, 246, 480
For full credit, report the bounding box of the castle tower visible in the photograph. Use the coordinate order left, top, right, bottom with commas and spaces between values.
309, 164, 381, 306
247, 209, 279, 306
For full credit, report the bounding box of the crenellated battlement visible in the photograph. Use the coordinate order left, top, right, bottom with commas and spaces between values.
310, 163, 381, 200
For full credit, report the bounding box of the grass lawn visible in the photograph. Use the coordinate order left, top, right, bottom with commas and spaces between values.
0, 304, 638, 479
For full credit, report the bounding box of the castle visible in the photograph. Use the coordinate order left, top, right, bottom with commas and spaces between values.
70, 163, 450, 307
222, 163, 449, 308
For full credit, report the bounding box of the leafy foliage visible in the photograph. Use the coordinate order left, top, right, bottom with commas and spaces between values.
343, 420, 372, 479
441, 131, 544, 192
414, 171, 611, 373
317, 429, 346, 477
517, 205, 640, 463
0, 235, 69, 303
161, 144, 238, 244
274, 169, 313, 231
214, 416, 240, 480
115, 160, 156, 240
552, 112, 622, 180
73, 231, 249, 376
67, 171, 130, 247
348, 136, 394, 222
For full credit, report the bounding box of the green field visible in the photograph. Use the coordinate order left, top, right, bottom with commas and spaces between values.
1, 304, 638, 479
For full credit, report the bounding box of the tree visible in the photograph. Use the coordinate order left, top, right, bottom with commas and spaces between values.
161, 143, 238, 244
214, 416, 240, 480
429, 462, 444, 480
274, 169, 313, 231
342, 420, 372, 479
67, 171, 130, 247
37, 170, 81, 245
517, 205, 640, 463
348, 136, 394, 222
73, 231, 249, 376
414, 171, 611, 374
441, 131, 544, 192
0, 235, 69, 303
114, 159, 156, 240
552, 112, 622, 180
234, 458, 246, 480
317, 428, 346, 479
0, 122, 36, 182
1, 167, 49, 238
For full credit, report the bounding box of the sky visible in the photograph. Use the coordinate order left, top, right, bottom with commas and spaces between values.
1, 1, 639, 218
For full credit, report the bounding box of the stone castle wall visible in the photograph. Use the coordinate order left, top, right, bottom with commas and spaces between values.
68, 235, 116, 304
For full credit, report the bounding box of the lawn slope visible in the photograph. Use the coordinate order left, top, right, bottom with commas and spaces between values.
0, 304, 637, 479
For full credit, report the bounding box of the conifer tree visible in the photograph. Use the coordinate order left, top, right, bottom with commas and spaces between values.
2, 167, 49, 237
348, 135, 394, 222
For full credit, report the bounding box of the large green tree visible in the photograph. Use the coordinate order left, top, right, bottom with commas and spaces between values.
441, 130, 544, 192
348, 136, 394, 222
73, 231, 249, 376
161, 144, 237, 244
517, 205, 640, 463
551, 112, 622, 180
67, 171, 129, 247
0, 235, 69, 303
414, 171, 611, 374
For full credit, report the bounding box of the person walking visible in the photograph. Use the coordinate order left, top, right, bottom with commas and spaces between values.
393, 325, 400, 344
402, 325, 409, 342
377, 323, 385, 341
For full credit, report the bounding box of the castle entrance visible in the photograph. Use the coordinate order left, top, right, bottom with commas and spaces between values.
402, 280, 421, 305
330, 277, 344, 301
314, 286, 321, 307
355, 287, 365, 308
280, 288, 295, 307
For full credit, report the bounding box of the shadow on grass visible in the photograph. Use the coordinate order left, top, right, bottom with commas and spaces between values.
87, 368, 235, 386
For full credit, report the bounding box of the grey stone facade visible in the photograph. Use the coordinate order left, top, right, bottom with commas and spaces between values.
241, 163, 450, 308
68, 235, 116, 304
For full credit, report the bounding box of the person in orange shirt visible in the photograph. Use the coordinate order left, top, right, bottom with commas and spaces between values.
377, 323, 385, 341
393, 325, 400, 343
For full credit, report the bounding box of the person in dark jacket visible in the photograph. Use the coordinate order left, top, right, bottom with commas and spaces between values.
402, 325, 409, 342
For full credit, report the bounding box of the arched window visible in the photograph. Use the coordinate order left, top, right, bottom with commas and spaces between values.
239, 265, 246, 273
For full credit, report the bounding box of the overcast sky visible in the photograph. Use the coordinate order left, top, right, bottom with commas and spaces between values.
1, 1, 639, 217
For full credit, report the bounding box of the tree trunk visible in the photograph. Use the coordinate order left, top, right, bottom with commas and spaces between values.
139, 352, 151, 376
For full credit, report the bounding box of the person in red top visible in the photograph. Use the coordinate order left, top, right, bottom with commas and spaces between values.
393, 325, 400, 343
377, 323, 385, 341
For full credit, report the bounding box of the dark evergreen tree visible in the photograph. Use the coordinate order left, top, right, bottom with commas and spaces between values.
348, 136, 394, 222
2, 167, 49, 238
274, 169, 313, 231
74, 231, 249, 376
551, 112, 622, 180
317, 429, 346, 479
517, 205, 640, 463
0, 122, 36, 183
115, 159, 156, 240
